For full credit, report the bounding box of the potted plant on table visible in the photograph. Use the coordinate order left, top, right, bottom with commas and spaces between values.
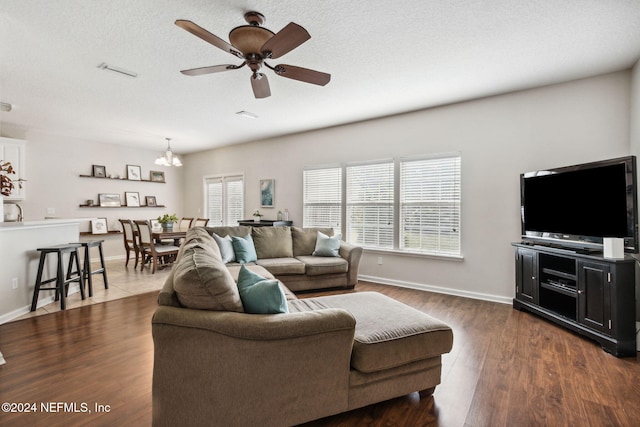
157, 213, 178, 231
252, 209, 263, 223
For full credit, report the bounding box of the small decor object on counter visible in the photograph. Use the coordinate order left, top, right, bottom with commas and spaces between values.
92, 164, 106, 178
277, 210, 283, 220
284, 208, 289, 221
158, 213, 178, 230
150, 170, 165, 183
99, 193, 121, 207
127, 164, 142, 181
145, 196, 157, 207
91, 217, 108, 234
150, 219, 161, 232
125, 191, 141, 207
252, 209, 263, 223
86, 199, 94, 206
260, 179, 274, 207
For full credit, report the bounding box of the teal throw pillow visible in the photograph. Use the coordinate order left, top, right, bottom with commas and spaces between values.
237, 265, 288, 314
231, 234, 258, 263
312, 231, 342, 257
212, 233, 236, 263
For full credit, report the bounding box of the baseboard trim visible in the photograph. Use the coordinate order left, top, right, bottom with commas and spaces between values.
0, 284, 82, 325
358, 274, 512, 305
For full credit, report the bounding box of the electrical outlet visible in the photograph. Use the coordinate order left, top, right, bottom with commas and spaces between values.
47, 207, 56, 215
11, 278, 18, 289
377, 257, 383, 265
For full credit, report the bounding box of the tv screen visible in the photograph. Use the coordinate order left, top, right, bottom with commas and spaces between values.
521, 156, 638, 252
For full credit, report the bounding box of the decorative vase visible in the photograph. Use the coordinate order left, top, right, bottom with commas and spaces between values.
253, 216, 260, 223
162, 222, 173, 231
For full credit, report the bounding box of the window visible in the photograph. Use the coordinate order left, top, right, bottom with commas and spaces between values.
346, 161, 394, 248
400, 155, 461, 255
303, 166, 342, 234
205, 175, 244, 226
303, 154, 461, 257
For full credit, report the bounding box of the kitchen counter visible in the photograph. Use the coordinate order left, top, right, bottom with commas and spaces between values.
0, 219, 85, 324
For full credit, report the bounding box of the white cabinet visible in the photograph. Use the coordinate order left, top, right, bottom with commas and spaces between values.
0, 137, 26, 200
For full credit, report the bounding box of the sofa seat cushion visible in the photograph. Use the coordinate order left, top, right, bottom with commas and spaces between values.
289, 292, 453, 373
295, 256, 349, 276
256, 257, 306, 275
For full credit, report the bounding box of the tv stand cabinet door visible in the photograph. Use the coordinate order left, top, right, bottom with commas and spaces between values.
577, 261, 611, 334
515, 248, 538, 304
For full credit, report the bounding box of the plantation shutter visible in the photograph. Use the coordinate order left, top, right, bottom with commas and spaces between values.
205, 175, 244, 227
400, 155, 461, 255
303, 166, 342, 233
346, 160, 394, 248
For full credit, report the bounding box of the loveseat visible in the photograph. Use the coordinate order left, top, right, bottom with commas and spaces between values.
205, 225, 363, 292
151, 227, 454, 427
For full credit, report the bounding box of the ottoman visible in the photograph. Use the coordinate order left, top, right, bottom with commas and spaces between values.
289, 291, 454, 409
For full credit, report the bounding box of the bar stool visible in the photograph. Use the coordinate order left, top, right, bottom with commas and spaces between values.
30, 244, 85, 311
73, 240, 109, 297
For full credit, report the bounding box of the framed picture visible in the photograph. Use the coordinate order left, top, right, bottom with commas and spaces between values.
98, 193, 121, 207
91, 217, 108, 234
92, 165, 106, 178
260, 179, 275, 208
125, 191, 141, 207
145, 196, 157, 207
127, 164, 142, 181
150, 170, 165, 183
150, 219, 161, 231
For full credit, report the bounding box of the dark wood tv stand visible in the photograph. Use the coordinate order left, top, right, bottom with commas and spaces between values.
512, 242, 637, 357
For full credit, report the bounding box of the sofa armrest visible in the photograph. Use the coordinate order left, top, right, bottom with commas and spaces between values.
152, 306, 356, 427
339, 241, 363, 287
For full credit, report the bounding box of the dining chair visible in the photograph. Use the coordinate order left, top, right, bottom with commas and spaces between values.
133, 220, 180, 274
118, 219, 140, 268
193, 218, 209, 227
178, 218, 194, 231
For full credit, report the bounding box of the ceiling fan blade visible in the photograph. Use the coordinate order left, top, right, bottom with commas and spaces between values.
251, 73, 271, 98
273, 64, 331, 86
175, 20, 244, 58
261, 23, 310, 59
180, 64, 242, 76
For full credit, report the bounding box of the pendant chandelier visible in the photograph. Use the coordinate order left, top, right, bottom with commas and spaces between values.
154, 138, 182, 167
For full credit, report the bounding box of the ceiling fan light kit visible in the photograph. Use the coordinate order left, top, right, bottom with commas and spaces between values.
176, 11, 331, 98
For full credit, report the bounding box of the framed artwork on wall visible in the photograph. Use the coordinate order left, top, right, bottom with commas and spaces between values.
125, 191, 141, 207
150, 170, 165, 182
92, 165, 106, 178
91, 217, 108, 234
260, 179, 275, 208
98, 193, 121, 207
127, 164, 142, 181
145, 196, 157, 207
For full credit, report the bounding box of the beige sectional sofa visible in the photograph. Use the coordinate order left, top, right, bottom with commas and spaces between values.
151, 227, 454, 427
205, 225, 363, 292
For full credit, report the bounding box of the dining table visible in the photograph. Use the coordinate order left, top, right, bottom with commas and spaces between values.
152, 229, 187, 245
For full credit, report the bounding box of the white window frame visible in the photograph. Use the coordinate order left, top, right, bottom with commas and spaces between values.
302, 153, 462, 258
204, 174, 244, 227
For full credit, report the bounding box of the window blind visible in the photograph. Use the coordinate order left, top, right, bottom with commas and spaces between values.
303, 167, 342, 233
400, 155, 461, 255
346, 161, 394, 248
205, 175, 244, 227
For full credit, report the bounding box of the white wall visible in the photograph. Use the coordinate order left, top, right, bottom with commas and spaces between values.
183, 71, 632, 302
0, 129, 184, 259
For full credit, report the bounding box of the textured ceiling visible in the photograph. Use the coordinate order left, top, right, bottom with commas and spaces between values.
1, 0, 640, 154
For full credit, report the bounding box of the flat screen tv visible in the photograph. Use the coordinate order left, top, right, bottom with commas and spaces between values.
520, 156, 638, 253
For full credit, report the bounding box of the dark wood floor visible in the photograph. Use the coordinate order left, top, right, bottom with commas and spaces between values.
1, 280, 639, 426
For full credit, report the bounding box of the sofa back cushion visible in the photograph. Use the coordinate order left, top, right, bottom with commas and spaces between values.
173, 243, 244, 312
206, 225, 252, 238
292, 227, 335, 256
252, 226, 294, 259
180, 226, 222, 261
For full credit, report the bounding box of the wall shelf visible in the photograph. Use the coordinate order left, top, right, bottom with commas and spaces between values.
79, 174, 165, 184
79, 204, 165, 208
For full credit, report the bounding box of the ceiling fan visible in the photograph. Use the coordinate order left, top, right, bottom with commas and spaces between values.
175, 12, 331, 98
